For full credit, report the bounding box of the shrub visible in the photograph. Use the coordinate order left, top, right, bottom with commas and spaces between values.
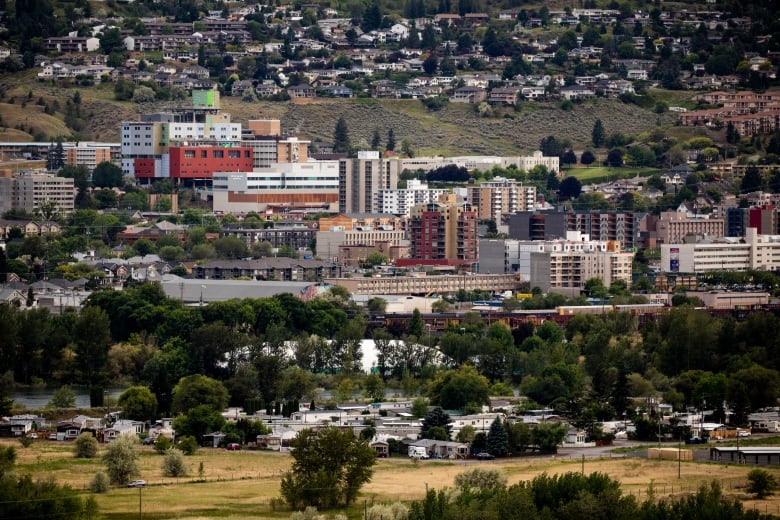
74, 433, 99, 458
162, 448, 187, 477
747, 468, 777, 498
17, 437, 33, 448
154, 435, 172, 454
90, 471, 110, 493
454, 468, 507, 491
102, 434, 140, 485
178, 436, 198, 455
366, 502, 409, 520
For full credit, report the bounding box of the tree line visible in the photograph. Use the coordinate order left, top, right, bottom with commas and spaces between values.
3, 283, 780, 434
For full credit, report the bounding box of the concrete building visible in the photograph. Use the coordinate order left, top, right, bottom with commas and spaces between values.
403, 195, 478, 268
337, 151, 401, 214
508, 210, 643, 250
242, 120, 310, 168
121, 87, 248, 184
0, 171, 74, 215
466, 177, 536, 222
65, 144, 114, 173
324, 273, 522, 295
516, 231, 634, 296
375, 179, 449, 216
316, 213, 408, 264
211, 161, 340, 213
656, 211, 725, 244
399, 151, 559, 174
661, 228, 780, 273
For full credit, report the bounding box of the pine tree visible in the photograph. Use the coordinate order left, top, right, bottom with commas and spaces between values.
592, 119, 605, 148
371, 127, 381, 150
486, 416, 508, 456
332, 116, 350, 154
386, 129, 396, 151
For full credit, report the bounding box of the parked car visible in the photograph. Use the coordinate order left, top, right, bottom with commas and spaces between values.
737, 430, 751, 437
226, 443, 241, 451
475, 452, 495, 460
142, 437, 155, 445
48, 433, 58, 440
127, 480, 146, 488
26, 433, 37, 439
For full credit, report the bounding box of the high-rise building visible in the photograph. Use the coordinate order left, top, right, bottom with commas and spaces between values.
508, 210, 643, 250
376, 179, 449, 216
401, 194, 478, 268
337, 151, 401, 214
65, 144, 113, 173
0, 170, 74, 215
466, 177, 536, 222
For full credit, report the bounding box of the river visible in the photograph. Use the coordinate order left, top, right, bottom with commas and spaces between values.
9, 387, 126, 410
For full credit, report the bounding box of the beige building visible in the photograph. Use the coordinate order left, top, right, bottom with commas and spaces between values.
324, 273, 522, 295
66, 144, 113, 173
467, 177, 536, 222
661, 228, 780, 273
0, 171, 74, 215
337, 151, 401, 214
317, 214, 407, 264
528, 233, 634, 296
656, 211, 724, 244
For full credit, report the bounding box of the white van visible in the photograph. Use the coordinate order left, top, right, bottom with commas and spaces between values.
408, 446, 429, 459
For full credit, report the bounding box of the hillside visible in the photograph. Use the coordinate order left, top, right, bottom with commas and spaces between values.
0, 70, 680, 153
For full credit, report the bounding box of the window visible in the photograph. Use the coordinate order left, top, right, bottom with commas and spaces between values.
213, 150, 224, 158
184, 150, 195, 158
201, 150, 208, 158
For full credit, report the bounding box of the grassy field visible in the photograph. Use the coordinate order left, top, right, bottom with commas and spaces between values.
5, 439, 780, 519
565, 166, 661, 183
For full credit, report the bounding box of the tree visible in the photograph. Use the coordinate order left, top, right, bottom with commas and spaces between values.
333, 117, 350, 154
280, 426, 376, 509
747, 468, 776, 499
486, 416, 508, 456
74, 432, 99, 458
48, 385, 76, 408
605, 148, 624, 167
428, 365, 490, 410
173, 404, 226, 442
92, 162, 124, 188
558, 176, 582, 200
118, 386, 158, 422
102, 434, 140, 485
171, 375, 229, 414
162, 448, 187, 477
531, 422, 567, 453
407, 308, 424, 337
592, 119, 605, 147
420, 407, 452, 440
73, 306, 111, 383
386, 129, 395, 151
741, 165, 763, 193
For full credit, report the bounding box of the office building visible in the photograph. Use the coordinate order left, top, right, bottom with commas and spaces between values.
661, 228, 780, 273
508, 210, 643, 250
376, 180, 449, 216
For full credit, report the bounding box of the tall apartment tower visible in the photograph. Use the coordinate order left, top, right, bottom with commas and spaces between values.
338, 151, 401, 214
402, 194, 478, 267
0, 171, 75, 215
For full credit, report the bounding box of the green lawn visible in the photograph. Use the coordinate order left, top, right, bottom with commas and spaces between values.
565, 166, 661, 184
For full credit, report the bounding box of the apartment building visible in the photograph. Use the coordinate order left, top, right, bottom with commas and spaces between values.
0, 171, 74, 215
466, 177, 536, 222
508, 210, 642, 250
324, 273, 521, 295
337, 151, 401, 214
65, 144, 113, 173
375, 180, 449, 216
399, 151, 559, 174
316, 214, 407, 264
402, 194, 478, 268
527, 233, 634, 296
656, 211, 725, 243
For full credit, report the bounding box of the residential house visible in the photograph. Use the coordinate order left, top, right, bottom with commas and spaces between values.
450, 86, 487, 104
488, 86, 520, 105
104, 420, 145, 442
